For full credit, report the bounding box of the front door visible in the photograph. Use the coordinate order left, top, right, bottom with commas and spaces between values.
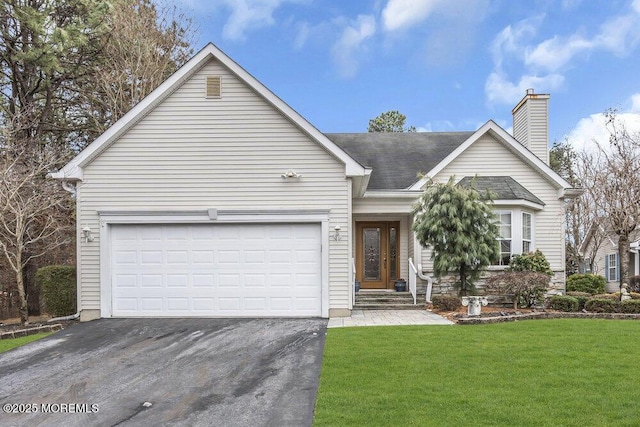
355, 222, 400, 289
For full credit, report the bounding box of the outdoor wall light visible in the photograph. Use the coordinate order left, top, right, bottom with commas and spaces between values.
332, 225, 342, 242
281, 169, 302, 179
82, 226, 94, 243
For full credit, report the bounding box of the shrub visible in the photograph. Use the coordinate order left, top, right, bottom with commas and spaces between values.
566, 274, 606, 295
590, 293, 618, 301
508, 249, 553, 276
432, 295, 461, 311
628, 275, 640, 293
585, 298, 618, 313
620, 300, 640, 313
37, 265, 76, 317
630, 292, 640, 300
485, 271, 550, 309
566, 292, 589, 311
548, 295, 579, 312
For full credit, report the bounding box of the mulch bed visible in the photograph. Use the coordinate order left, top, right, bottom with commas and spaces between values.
432, 306, 640, 324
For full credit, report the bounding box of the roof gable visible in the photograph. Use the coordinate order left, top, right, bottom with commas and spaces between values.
409, 121, 573, 192
53, 43, 364, 181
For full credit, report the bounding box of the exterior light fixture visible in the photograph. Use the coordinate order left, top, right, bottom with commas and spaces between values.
332, 225, 342, 242
82, 226, 94, 243
281, 169, 302, 179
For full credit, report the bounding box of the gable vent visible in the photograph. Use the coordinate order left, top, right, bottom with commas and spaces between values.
206, 76, 221, 98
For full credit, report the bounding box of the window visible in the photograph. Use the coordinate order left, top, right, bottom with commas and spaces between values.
607, 253, 618, 282
495, 212, 512, 265
522, 212, 532, 253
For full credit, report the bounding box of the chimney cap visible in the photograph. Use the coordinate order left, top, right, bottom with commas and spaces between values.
526, 88, 534, 95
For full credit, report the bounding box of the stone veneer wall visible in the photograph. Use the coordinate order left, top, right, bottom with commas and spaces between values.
419, 270, 566, 299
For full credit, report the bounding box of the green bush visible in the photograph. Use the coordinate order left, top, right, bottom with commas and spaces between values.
508, 249, 553, 276
628, 275, 640, 293
585, 298, 618, 313
548, 295, 579, 312
432, 295, 461, 311
566, 292, 589, 310
620, 300, 640, 313
590, 293, 618, 301
630, 292, 640, 300
566, 274, 606, 295
37, 265, 76, 317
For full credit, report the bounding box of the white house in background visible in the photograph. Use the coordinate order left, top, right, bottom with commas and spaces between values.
580, 226, 640, 292
52, 43, 580, 321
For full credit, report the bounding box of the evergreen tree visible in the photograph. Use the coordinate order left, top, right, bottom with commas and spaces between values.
368, 110, 416, 132
412, 176, 500, 296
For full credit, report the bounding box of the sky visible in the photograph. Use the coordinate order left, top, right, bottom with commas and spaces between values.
177, 0, 640, 153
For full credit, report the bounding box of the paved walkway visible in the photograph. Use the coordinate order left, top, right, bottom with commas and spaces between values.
327, 309, 454, 328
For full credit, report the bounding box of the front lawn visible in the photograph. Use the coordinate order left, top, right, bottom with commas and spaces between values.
314, 320, 640, 426
0, 333, 51, 353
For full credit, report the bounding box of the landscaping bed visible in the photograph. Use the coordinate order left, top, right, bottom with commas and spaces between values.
0, 315, 77, 339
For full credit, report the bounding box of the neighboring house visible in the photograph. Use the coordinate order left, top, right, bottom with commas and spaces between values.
580, 225, 640, 292
52, 44, 580, 321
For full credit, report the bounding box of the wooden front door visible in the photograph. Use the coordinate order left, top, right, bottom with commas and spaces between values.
355, 222, 400, 289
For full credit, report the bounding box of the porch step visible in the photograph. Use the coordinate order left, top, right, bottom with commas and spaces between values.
354, 291, 425, 310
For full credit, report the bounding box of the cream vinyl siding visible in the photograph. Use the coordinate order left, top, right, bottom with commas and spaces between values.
421, 134, 564, 273
78, 58, 350, 312
513, 98, 549, 164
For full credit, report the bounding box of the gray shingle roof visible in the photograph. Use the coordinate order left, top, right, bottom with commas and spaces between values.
325, 132, 473, 190
457, 176, 545, 205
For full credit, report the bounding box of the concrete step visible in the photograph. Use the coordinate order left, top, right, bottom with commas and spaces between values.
354, 292, 425, 310
353, 303, 426, 310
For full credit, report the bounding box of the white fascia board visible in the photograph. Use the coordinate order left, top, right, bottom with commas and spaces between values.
492, 199, 544, 211
363, 190, 423, 199
408, 120, 573, 191
56, 43, 366, 181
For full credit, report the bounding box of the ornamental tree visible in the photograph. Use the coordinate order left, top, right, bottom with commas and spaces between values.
412, 176, 500, 296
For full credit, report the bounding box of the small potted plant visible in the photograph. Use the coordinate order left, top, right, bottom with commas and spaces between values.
394, 278, 407, 292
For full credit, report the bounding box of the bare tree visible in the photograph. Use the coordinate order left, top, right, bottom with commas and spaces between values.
0, 126, 73, 323
579, 110, 640, 289
86, 0, 195, 137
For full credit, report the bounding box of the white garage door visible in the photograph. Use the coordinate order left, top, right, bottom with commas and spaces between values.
110, 223, 322, 317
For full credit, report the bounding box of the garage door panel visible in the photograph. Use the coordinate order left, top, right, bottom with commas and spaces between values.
110, 223, 321, 317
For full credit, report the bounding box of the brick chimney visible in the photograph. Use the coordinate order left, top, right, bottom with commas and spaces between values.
512, 88, 550, 165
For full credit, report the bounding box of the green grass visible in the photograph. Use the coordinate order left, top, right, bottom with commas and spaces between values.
0, 333, 51, 353
314, 320, 640, 426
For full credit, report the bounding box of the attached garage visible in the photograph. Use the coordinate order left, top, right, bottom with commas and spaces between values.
107, 223, 322, 317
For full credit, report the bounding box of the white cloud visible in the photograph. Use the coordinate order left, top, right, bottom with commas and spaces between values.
486, 2, 640, 106
485, 72, 564, 105
331, 15, 376, 78
381, 0, 444, 32
220, 0, 304, 41
566, 95, 640, 154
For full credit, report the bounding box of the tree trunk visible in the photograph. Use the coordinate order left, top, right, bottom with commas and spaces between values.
459, 264, 468, 297
619, 234, 630, 292
16, 259, 29, 324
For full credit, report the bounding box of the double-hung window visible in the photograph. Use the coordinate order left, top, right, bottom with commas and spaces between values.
607, 254, 618, 282
496, 212, 512, 266
522, 212, 532, 253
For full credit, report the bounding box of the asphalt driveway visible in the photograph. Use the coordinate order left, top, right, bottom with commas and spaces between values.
0, 318, 327, 427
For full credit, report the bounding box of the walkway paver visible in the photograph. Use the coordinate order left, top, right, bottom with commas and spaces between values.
327, 309, 454, 328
